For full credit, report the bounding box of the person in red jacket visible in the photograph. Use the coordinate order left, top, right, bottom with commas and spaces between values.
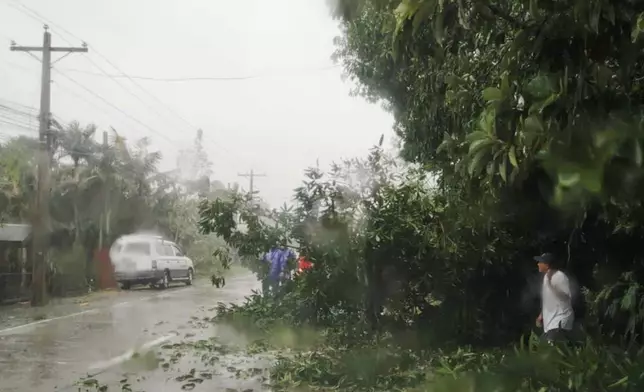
297, 256, 314, 275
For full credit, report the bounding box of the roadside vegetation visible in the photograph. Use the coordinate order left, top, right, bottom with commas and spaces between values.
195, 0, 644, 390
13, 0, 644, 390
0, 127, 230, 300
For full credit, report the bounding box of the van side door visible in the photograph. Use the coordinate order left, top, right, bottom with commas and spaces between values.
170, 244, 189, 278
154, 241, 176, 278
154, 241, 168, 273
161, 243, 181, 279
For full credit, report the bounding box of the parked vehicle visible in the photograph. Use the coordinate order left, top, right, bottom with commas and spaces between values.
109, 234, 194, 290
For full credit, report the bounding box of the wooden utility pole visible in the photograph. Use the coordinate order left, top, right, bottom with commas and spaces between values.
238, 169, 266, 201
98, 131, 108, 250
10, 25, 88, 306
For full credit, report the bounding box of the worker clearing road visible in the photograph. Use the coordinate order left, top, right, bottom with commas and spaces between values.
262, 242, 296, 296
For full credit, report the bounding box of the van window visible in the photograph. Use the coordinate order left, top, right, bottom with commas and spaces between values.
112, 242, 123, 253
162, 244, 174, 256
154, 242, 164, 256
123, 242, 151, 255
171, 245, 184, 257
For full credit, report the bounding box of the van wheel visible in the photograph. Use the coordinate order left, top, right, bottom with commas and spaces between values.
160, 271, 170, 290
186, 269, 193, 286
121, 282, 131, 290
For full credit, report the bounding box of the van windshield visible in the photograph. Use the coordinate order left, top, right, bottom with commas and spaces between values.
122, 242, 151, 255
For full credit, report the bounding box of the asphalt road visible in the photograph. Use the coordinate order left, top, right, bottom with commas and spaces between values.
0, 273, 272, 392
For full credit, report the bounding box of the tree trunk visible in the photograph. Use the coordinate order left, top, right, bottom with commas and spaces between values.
105, 195, 110, 243
20, 247, 27, 294
98, 213, 104, 250
73, 201, 81, 245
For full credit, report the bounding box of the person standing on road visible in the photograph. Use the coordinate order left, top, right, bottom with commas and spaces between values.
263, 244, 283, 296
535, 252, 575, 344
277, 244, 296, 285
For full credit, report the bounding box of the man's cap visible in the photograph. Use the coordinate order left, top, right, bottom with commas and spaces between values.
534, 252, 555, 264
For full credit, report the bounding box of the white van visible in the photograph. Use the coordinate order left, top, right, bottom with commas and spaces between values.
109, 234, 195, 290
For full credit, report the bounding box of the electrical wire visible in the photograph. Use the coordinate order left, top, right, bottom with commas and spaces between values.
7, 0, 234, 155
5, 3, 182, 137
4, 0, 274, 176
7, 0, 267, 162
51, 68, 177, 146
0, 98, 37, 112
3, 54, 174, 150
0, 107, 37, 123
0, 119, 37, 132
0, 114, 35, 127
59, 65, 341, 82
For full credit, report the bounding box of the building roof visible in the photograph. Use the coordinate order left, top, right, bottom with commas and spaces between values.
0, 223, 32, 243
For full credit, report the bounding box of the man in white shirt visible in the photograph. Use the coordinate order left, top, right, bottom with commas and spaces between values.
534, 253, 575, 344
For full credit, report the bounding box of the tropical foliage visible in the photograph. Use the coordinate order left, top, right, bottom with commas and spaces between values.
0, 125, 230, 298
197, 0, 644, 390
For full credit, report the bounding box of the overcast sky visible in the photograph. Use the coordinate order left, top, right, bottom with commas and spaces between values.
0, 0, 394, 207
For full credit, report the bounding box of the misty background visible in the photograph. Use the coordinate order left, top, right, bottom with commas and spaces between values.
0, 0, 395, 208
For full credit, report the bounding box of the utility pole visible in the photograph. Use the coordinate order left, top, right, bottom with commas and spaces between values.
98, 131, 108, 250
10, 26, 88, 306
238, 169, 266, 202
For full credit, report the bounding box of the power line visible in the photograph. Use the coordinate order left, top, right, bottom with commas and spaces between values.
6, 0, 263, 173
6, 3, 184, 138
1, 54, 166, 138
0, 106, 37, 121
8, 2, 198, 127
8, 0, 238, 159
0, 119, 37, 132
51, 68, 177, 146
0, 106, 37, 122
0, 119, 36, 130
0, 98, 37, 112
7, 50, 184, 152
0, 113, 36, 127
59, 65, 341, 82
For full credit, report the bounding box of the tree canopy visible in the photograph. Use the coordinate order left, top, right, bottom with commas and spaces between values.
0, 125, 230, 296
200, 0, 644, 350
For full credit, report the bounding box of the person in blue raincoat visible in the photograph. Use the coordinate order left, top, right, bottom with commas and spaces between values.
262, 241, 295, 296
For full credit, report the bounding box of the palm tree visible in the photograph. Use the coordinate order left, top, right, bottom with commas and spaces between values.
53, 121, 97, 171
99, 132, 163, 244
0, 137, 38, 222
50, 122, 100, 245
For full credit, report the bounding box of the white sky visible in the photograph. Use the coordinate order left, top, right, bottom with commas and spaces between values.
0, 0, 394, 207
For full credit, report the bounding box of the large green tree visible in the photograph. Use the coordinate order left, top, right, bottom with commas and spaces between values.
328, 0, 644, 341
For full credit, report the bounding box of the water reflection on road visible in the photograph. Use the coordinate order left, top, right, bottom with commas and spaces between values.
0, 274, 270, 392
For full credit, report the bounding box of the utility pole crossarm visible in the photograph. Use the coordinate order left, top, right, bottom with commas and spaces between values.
238, 169, 267, 201
11, 46, 88, 53
51, 47, 88, 52
10, 46, 45, 52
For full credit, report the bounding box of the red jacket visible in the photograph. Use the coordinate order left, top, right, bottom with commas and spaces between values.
297, 257, 313, 273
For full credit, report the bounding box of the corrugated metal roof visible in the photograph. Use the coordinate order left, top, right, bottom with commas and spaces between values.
0, 223, 32, 243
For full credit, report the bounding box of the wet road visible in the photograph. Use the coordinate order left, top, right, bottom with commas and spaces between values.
0, 273, 272, 392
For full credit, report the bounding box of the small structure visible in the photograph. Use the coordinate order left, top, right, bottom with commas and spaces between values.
0, 223, 32, 304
